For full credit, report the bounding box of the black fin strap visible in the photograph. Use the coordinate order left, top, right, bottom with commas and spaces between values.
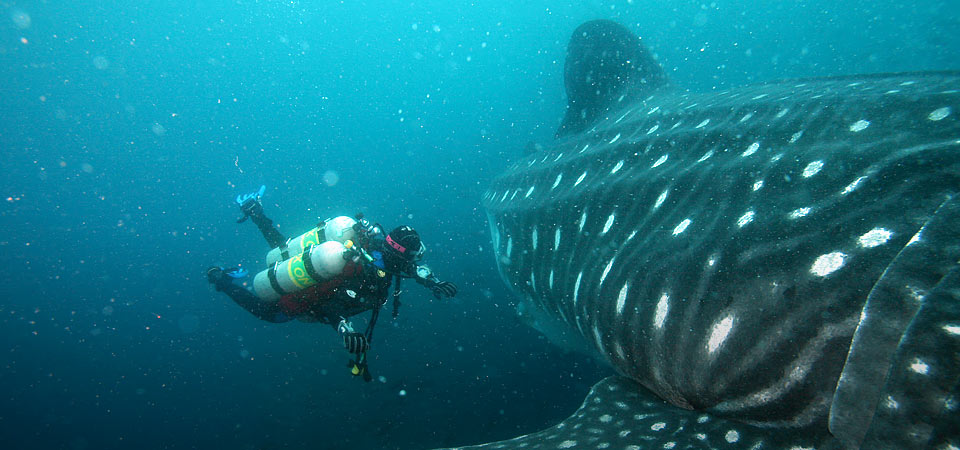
365, 303, 381, 343
392, 275, 403, 319
301, 244, 322, 283
267, 262, 286, 296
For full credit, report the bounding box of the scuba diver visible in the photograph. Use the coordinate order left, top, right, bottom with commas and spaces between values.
206, 186, 458, 381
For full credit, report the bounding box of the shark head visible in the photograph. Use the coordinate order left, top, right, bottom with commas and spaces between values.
446, 19, 960, 450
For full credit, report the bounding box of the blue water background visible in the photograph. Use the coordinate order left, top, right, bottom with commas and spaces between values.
1, 1, 957, 449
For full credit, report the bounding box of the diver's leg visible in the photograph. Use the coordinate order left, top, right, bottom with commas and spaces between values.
207, 267, 291, 323
239, 199, 287, 248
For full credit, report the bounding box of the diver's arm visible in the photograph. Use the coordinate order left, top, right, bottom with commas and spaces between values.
413, 264, 458, 299
238, 198, 287, 248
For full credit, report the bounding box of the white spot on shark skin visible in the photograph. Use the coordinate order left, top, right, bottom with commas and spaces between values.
789, 207, 812, 219
885, 395, 900, 410
651, 422, 667, 431
616, 283, 629, 315
616, 110, 631, 123
849, 119, 871, 132
580, 144, 590, 153
602, 214, 615, 235
708, 315, 735, 354
654, 293, 670, 329
648, 106, 660, 115
573, 271, 583, 304
600, 258, 615, 286
802, 160, 824, 178
611, 160, 624, 174
737, 210, 755, 228
697, 415, 710, 424
929, 107, 951, 121
574, 171, 587, 187
697, 149, 714, 162
944, 324, 960, 336
753, 180, 764, 191
842, 176, 868, 195
652, 154, 669, 168
670, 121, 683, 130
549, 270, 554, 290
579, 211, 588, 232
524, 185, 535, 198
647, 124, 660, 135
609, 133, 621, 144
725, 430, 740, 443
531, 227, 538, 250
858, 228, 893, 248
672, 218, 692, 235
742, 142, 760, 157
554, 152, 563, 161
500, 191, 509, 202
775, 108, 789, 118
654, 189, 669, 209
552, 173, 563, 189
740, 112, 754, 123
752, 93, 769, 100
789, 131, 804, 143
505, 237, 513, 257
663, 442, 677, 449
910, 358, 930, 375
695, 118, 710, 128
554, 228, 561, 250
696, 433, 707, 440
557, 440, 577, 449
811, 252, 847, 277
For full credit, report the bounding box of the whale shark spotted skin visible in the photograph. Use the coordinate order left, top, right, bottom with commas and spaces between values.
448, 20, 960, 450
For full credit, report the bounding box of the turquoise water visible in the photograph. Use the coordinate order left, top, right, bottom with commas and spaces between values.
1, 1, 956, 449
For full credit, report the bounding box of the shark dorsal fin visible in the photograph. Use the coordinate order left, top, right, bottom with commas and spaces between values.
556, 19, 669, 138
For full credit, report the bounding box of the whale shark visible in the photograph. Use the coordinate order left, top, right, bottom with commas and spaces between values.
444, 20, 960, 450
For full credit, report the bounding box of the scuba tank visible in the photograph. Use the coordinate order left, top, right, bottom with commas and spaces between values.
265, 216, 358, 265
253, 240, 353, 301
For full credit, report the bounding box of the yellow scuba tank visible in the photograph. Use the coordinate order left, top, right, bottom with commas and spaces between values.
265, 216, 357, 265
253, 240, 351, 301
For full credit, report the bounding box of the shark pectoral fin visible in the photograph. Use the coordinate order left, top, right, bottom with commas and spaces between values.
435, 376, 831, 450
859, 264, 960, 448
831, 196, 960, 448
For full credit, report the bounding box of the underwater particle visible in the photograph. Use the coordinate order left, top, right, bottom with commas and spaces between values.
322, 170, 339, 186
11, 10, 31, 29
432, 24, 441, 32
102, 305, 114, 316
92, 56, 110, 70
378, 375, 387, 383
151, 122, 166, 136
80, 163, 94, 173
399, 389, 407, 396
411, 23, 418, 31
239, 349, 250, 358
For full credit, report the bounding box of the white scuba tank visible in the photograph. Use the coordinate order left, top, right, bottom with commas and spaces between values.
253, 240, 351, 301
265, 215, 357, 265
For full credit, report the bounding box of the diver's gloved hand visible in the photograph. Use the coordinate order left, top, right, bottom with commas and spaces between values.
236, 197, 264, 223
429, 280, 458, 299
337, 319, 370, 353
